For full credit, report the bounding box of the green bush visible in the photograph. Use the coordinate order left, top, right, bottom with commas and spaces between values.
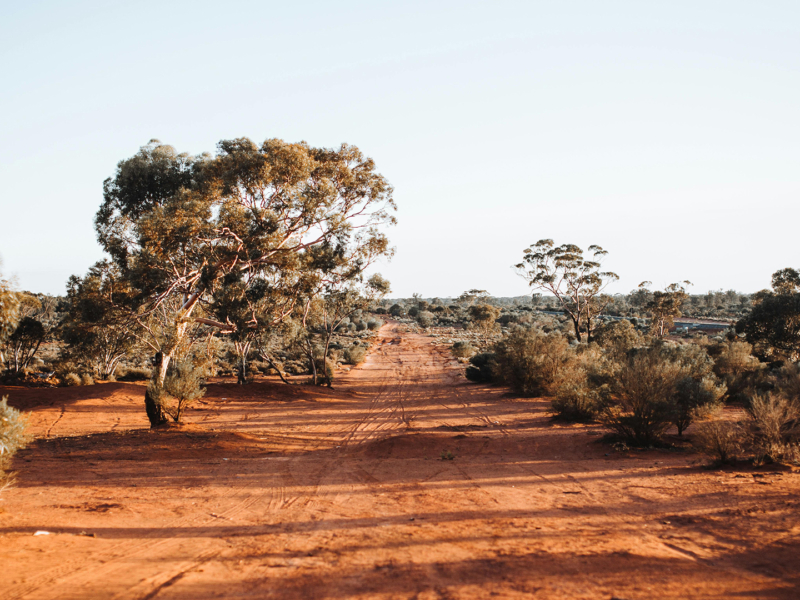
344, 344, 367, 365
492, 327, 573, 396
63, 372, 81, 386
1, 396, 29, 492
552, 381, 602, 422
600, 348, 683, 445
694, 419, 745, 465
451, 341, 475, 358
366, 318, 383, 331
748, 393, 800, 464
551, 346, 614, 421
417, 311, 434, 328
465, 353, 496, 383
158, 361, 206, 422
117, 366, 152, 382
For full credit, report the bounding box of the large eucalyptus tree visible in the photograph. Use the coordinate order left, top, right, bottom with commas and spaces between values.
96, 138, 395, 426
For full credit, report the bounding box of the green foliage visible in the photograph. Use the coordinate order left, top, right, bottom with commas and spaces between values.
63, 373, 81, 386
694, 420, 745, 465
736, 267, 800, 361
600, 343, 726, 445
465, 353, 496, 383
0, 270, 20, 352
600, 347, 685, 445
551, 346, 614, 421
417, 310, 434, 328
516, 240, 618, 342
492, 327, 573, 396
95, 138, 395, 425
592, 319, 643, 360
1, 396, 29, 489
343, 344, 367, 366
451, 341, 476, 358
161, 361, 207, 423
61, 261, 137, 379
468, 304, 500, 332
643, 281, 691, 337
747, 393, 800, 464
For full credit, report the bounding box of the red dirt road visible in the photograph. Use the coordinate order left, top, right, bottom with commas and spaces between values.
1, 323, 799, 599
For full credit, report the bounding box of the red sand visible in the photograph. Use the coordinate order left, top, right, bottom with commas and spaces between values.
1, 323, 798, 599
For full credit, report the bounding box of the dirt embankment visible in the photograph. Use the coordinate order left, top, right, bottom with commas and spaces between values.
1, 323, 798, 599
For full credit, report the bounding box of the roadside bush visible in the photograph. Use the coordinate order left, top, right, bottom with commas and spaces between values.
1, 396, 29, 493
492, 327, 572, 396
552, 380, 602, 422
747, 393, 800, 464
592, 320, 643, 361
80, 373, 95, 386
465, 352, 496, 383
600, 347, 688, 446
551, 346, 613, 422
344, 344, 367, 365
63, 372, 81, 387
158, 361, 206, 423
367, 318, 383, 331
417, 311, 434, 328
672, 375, 725, 435
694, 419, 745, 465
117, 366, 152, 382
451, 341, 475, 358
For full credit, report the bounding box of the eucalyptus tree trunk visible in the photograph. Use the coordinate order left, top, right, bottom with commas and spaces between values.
144, 351, 170, 427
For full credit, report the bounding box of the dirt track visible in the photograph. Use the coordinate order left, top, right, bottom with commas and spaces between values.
1, 322, 799, 599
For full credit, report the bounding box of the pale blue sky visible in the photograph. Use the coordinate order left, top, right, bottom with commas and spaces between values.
2, 1, 799, 297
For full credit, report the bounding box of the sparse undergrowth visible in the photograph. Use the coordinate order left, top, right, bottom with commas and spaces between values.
0, 396, 29, 494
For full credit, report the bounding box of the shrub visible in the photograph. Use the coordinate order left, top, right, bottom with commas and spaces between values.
417, 311, 434, 328
63, 372, 81, 387
552, 381, 602, 422
451, 341, 475, 358
80, 373, 95, 386
344, 344, 367, 365
673, 375, 725, 435
160, 361, 206, 422
366, 318, 383, 331
1, 396, 29, 493
492, 327, 572, 396
551, 346, 614, 422
117, 366, 152, 382
592, 319, 642, 360
600, 347, 687, 446
694, 419, 745, 465
465, 352, 496, 383
747, 393, 800, 464
408, 306, 419, 318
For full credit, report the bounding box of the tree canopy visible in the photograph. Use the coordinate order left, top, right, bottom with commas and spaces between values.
95, 138, 395, 425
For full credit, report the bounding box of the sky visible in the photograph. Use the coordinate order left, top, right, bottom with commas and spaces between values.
1, 1, 799, 298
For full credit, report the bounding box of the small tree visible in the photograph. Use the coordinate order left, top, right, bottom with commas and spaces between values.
737, 268, 800, 361
642, 281, 691, 337
156, 361, 206, 423
516, 240, 618, 342
61, 261, 138, 379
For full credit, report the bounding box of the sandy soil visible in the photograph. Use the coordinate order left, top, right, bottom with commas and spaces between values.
1, 322, 798, 600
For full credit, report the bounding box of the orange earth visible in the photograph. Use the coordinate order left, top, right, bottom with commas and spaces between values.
1, 322, 798, 599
